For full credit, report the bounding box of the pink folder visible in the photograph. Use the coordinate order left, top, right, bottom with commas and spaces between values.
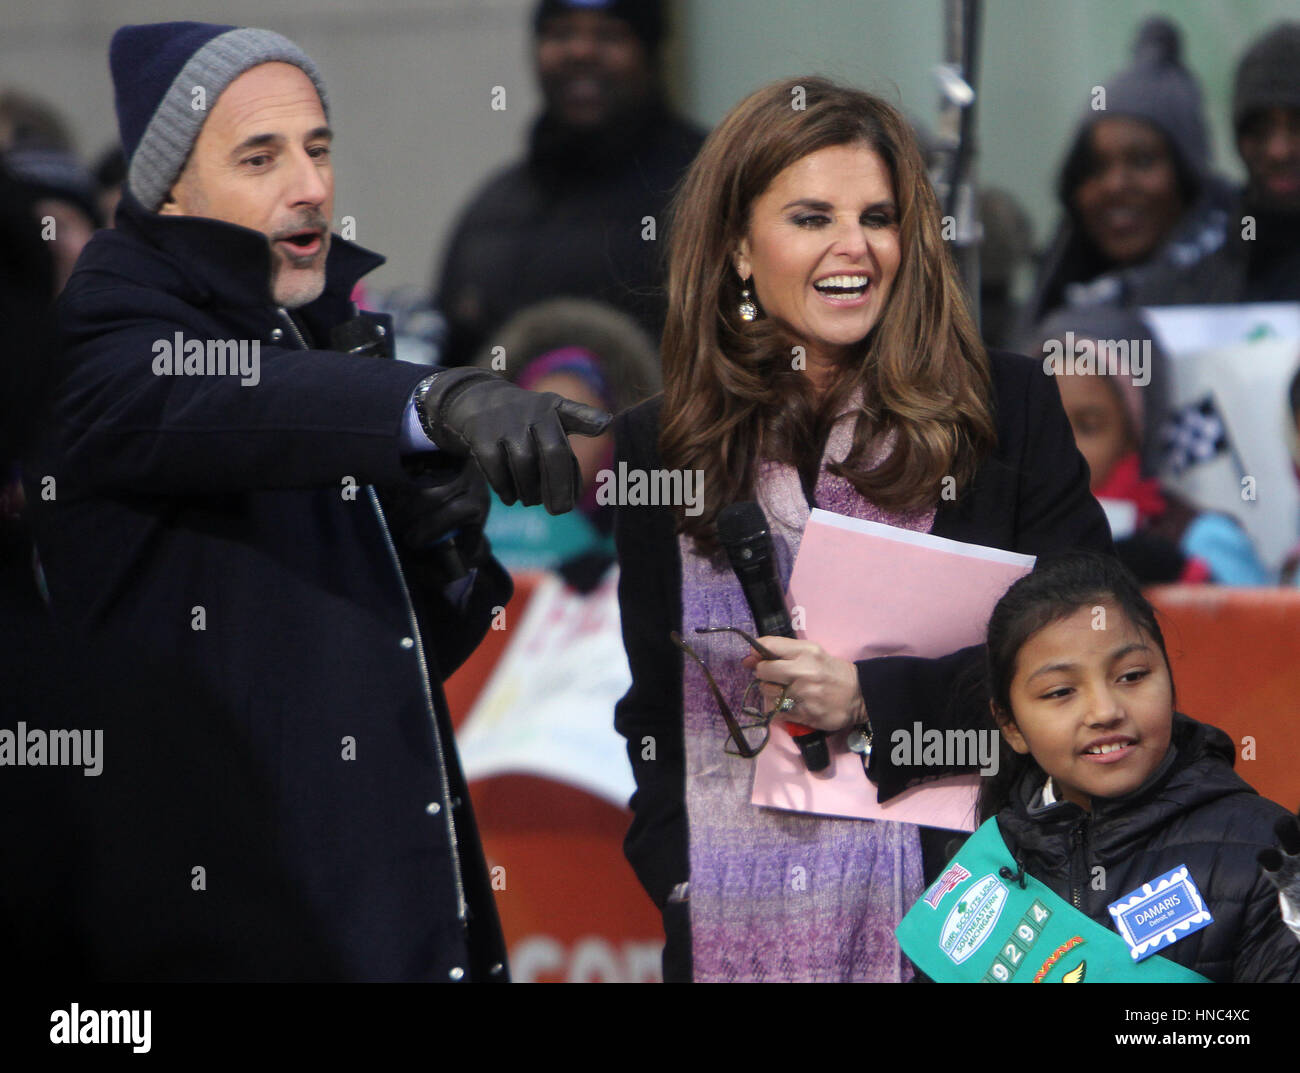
750, 510, 1035, 830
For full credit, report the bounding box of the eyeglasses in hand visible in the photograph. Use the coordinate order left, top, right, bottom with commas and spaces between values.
670, 625, 793, 758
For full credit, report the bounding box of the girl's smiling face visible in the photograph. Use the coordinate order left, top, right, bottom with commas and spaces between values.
998, 600, 1174, 811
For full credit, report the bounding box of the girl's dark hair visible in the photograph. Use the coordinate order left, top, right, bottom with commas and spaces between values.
978, 551, 1173, 821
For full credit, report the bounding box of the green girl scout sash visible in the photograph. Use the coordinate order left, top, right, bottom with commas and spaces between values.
896, 819, 1210, 983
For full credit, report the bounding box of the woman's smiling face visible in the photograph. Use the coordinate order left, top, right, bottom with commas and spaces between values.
1073, 117, 1185, 266
999, 600, 1174, 811
734, 142, 901, 378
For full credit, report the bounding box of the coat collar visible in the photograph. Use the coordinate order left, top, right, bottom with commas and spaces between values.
1001, 713, 1243, 853
114, 188, 384, 315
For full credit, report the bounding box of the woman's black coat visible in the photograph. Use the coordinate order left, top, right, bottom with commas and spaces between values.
611, 350, 1114, 979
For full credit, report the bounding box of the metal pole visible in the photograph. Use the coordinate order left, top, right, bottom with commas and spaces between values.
935, 0, 982, 323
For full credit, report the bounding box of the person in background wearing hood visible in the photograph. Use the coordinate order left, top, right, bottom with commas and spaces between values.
0, 100, 98, 611
0, 159, 55, 619
1134, 22, 1300, 305
1024, 18, 1234, 330
0, 89, 101, 295
434, 0, 705, 368
1031, 307, 1272, 587
474, 298, 660, 591
0, 87, 72, 154
4, 144, 101, 294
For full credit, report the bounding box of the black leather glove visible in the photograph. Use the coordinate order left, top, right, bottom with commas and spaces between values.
415, 368, 611, 515
379, 461, 491, 584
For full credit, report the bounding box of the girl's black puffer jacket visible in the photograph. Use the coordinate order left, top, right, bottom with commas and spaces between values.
995, 713, 1299, 982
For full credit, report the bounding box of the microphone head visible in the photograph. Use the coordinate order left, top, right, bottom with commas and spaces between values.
717, 501, 769, 551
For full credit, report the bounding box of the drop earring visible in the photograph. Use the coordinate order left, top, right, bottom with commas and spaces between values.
738, 279, 758, 322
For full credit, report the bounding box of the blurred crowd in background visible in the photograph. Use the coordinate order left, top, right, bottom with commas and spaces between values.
4, 0, 1300, 612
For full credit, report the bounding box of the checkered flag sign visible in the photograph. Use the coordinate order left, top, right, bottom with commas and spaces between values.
1160, 394, 1229, 476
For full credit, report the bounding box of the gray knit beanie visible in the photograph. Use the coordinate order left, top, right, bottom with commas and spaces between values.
110, 22, 329, 212
1098, 17, 1211, 182
1233, 22, 1300, 132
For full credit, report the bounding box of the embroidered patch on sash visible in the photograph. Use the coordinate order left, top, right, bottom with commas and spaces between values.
940, 875, 1008, 964
924, 863, 971, 909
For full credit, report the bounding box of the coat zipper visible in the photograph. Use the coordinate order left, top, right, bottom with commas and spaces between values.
274, 307, 469, 925
368, 486, 468, 924
1069, 818, 1089, 908
276, 308, 311, 349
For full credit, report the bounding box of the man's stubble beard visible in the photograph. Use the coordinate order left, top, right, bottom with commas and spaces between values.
273, 270, 327, 309
271, 238, 330, 309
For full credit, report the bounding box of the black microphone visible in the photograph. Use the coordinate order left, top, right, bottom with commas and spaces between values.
717, 502, 830, 772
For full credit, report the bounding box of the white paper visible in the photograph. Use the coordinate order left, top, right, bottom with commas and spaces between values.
1142, 303, 1300, 358
456, 568, 637, 807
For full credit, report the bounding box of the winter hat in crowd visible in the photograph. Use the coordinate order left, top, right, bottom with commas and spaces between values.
1094, 17, 1211, 181
473, 297, 661, 414
1233, 22, 1300, 132
1058, 15, 1211, 207
109, 21, 329, 212
1026, 304, 1171, 474
533, 0, 664, 54
3, 146, 101, 228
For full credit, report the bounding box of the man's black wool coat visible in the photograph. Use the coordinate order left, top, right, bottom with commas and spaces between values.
27, 191, 511, 982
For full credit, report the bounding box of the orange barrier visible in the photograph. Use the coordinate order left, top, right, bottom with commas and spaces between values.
445, 572, 664, 981
1147, 586, 1300, 809
469, 775, 664, 982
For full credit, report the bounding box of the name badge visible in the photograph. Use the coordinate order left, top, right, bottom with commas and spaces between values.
1107, 865, 1213, 962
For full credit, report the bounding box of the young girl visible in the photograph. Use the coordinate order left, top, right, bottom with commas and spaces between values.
1031, 306, 1272, 586
897, 552, 1299, 982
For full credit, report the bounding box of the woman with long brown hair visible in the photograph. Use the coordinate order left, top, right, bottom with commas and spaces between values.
612, 76, 1112, 982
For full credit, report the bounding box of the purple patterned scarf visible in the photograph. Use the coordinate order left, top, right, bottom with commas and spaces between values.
679, 400, 936, 982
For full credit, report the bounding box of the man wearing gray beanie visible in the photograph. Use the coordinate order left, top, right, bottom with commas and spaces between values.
1229, 21, 1300, 296
26, 21, 609, 981
1234, 21, 1300, 214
